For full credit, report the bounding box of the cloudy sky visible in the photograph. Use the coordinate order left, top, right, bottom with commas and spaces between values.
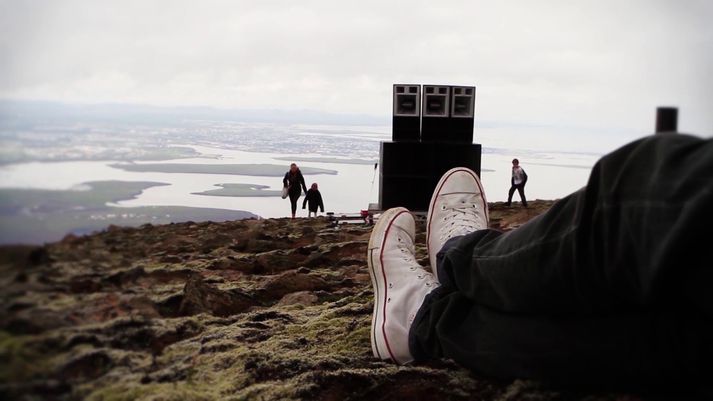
1, 0, 711, 138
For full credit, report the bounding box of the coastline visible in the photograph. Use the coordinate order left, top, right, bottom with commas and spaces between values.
0, 181, 257, 245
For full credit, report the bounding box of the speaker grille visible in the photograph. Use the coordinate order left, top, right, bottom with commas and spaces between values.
451, 86, 475, 118
422, 85, 450, 118
393, 84, 421, 117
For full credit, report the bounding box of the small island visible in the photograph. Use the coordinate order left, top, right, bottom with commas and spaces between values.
109, 163, 338, 176
192, 183, 282, 197
273, 156, 377, 165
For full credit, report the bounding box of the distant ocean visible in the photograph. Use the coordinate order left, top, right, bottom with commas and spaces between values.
1, 112, 642, 243
0, 136, 601, 218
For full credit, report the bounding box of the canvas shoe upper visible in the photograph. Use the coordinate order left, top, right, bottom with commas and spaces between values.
368, 207, 439, 364
426, 167, 489, 281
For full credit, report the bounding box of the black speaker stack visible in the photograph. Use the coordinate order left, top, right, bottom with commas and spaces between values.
392, 84, 421, 142
379, 83, 481, 211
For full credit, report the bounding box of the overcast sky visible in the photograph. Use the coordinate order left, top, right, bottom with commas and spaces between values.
1, 0, 711, 137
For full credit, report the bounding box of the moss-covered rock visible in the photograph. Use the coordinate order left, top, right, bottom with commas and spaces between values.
1, 201, 664, 400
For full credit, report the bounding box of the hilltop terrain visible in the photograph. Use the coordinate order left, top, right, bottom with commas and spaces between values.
0, 200, 674, 400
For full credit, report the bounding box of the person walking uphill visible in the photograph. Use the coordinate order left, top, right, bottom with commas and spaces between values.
283, 163, 308, 219
302, 183, 325, 217
506, 158, 527, 207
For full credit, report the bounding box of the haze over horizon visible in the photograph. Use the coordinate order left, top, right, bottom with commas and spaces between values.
1, 0, 712, 148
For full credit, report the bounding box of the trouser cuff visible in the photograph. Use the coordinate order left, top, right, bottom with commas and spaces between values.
408, 285, 449, 361
436, 235, 466, 290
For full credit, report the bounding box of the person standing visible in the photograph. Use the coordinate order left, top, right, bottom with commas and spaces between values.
302, 183, 325, 217
283, 163, 308, 219
506, 158, 528, 207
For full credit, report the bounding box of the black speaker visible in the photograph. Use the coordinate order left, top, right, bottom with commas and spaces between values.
392, 84, 421, 142
431, 142, 482, 177
420, 85, 450, 142
378, 142, 482, 211
447, 85, 475, 143
379, 174, 437, 211
379, 141, 430, 176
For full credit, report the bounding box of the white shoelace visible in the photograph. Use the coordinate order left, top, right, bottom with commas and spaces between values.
396, 233, 416, 258
387, 232, 439, 328
406, 269, 438, 326
396, 234, 438, 289
438, 201, 486, 243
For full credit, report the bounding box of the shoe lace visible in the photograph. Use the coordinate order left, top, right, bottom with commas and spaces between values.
395, 233, 437, 287
396, 233, 418, 264
438, 200, 486, 242
406, 270, 438, 326
418, 270, 438, 288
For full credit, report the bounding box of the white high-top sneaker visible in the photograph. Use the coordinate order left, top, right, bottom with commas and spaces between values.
368, 207, 439, 364
426, 167, 489, 281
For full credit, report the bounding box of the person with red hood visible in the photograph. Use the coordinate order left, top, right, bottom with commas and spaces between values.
283, 163, 308, 219
302, 182, 325, 217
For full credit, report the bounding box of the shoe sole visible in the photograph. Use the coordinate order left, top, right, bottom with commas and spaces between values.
426, 167, 488, 280
368, 206, 409, 363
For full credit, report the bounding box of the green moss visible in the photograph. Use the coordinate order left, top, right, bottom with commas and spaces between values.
226, 381, 301, 401
86, 382, 216, 401
42, 292, 83, 311
0, 331, 54, 382
4, 206, 606, 401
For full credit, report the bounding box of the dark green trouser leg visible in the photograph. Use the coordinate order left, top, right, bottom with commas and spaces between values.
410, 287, 712, 385
410, 134, 713, 384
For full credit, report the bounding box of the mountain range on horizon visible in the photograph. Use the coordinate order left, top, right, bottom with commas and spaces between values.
0, 99, 392, 127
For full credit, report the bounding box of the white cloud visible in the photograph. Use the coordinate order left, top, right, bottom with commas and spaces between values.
1, 0, 711, 135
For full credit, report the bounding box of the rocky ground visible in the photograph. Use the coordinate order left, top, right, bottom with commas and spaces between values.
0, 200, 683, 400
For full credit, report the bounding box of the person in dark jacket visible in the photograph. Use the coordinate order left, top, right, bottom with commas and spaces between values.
283, 163, 308, 219
506, 158, 528, 207
302, 182, 325, 217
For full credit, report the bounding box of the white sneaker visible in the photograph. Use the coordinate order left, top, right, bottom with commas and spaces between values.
368, 207, 439, 364
426, 167, 489, 281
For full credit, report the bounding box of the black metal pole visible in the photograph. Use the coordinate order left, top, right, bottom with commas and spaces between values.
655, 107, 678, 133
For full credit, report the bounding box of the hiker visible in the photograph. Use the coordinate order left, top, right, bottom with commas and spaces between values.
283, 163, 308, 219
506, 158, 527, 207
302, 182, 325, 217
368, 133, 713, 387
